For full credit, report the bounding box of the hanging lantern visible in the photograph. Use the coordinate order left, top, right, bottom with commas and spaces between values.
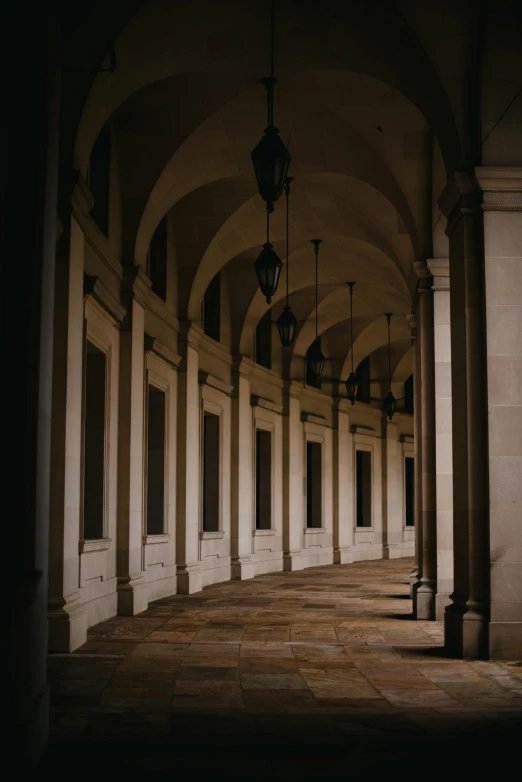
344, 282, 359, 404
383, 313, 396, 420
254, 241, 282, 305
277, 305, 297, 347
252, 116, 291, 214
251, 3, 291, 213
384, 389, 397, 421
345, 371, 359, 405
307, 339, 325, 384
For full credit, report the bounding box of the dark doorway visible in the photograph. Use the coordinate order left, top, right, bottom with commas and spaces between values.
83, 342, 106, 540
146, 386, 166, 535
405, 456, 414, 526
356, 450, 372, 527
203, 412, 220, 532
306, 441, 322, 528
256, 429, 272, 530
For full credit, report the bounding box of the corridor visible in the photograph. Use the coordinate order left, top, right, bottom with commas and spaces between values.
46, 558, 522, 772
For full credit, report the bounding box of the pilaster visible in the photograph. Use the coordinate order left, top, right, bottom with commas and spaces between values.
283, 380, 305, 571
176, 322, 203, 593
475, 167, 522, 659
116, 266, 151, 615
231, 356, 255, 580
333, 398, 354, 564
426, 259, 454, 620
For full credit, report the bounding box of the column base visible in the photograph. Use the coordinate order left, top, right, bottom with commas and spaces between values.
334, 546, 354, 565
48, 592, 87, 652
117, 574, 148, 615
177, 564, 202, 594
382, 544, 401, 560
409, 567, 420, 599
489, 622, 522, 660
231, 557, 255, 581
444, 601, 489, 659
436, 592, 452, 621
415, 584, 436, 620
283, 551, 305, 571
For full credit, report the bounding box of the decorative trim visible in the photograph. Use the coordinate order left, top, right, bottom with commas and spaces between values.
142, 534, 170, 545
78, 538, 111, 554
304, 527, 326, 534
251, 394, 284, 414
84, 274, 127, 324
475, 166, 522, 193
481, 191, 522, 211
198, 371, 234, 396
199, 530, 225, 540
144, 333, 181, 369
254, 529, 276, 536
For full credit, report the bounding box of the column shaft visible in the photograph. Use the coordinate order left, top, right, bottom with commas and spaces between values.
231, 358, 254, 579
176, 324, 202, 593
117, 284, 149, 615
415, 263, 437, 619
333, 401, 354, 563
283, 383, 304, 570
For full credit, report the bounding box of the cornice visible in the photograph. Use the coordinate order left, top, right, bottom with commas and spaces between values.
400, 434, 415, 443
84, 274, 127, 324
284, 380, 303, 400
413, 260, 433, 292
350, 424, 377, 435
475, 166, 522, 193
251, 394, 284, 414
301, 411, 332, 428
178, 321, 204, 351
198, 370, 234, 396
144, 333, 181, 369
438, 170, 480, 219
232, 355, 255, 379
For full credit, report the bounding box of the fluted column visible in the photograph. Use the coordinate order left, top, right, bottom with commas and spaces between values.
231, 356, 255, 580
333, 398, 354, 564
176, 322, 203, 594
414, 262, 437, 620
426, 259, 454, 620
283, 381, 304, 570
439, 173, 489, 658
407, 314, 423, 600
116, 266, 151, 615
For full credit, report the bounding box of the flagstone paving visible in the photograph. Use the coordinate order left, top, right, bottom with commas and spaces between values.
45, 557, 522, 771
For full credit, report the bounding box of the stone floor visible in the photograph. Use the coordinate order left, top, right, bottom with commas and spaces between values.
44, 558, 522, 773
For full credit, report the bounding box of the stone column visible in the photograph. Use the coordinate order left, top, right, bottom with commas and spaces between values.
283, 381, 304, 570
426, 259, 454, 620
439, 173, 489, 658
476, 167, 522, 659
407, 314, 423, 600
414, 262, 437, 620
48, 212, 89, 651
116, 266, 151, 615
231, 356, 255, 580
333, 398, 354, 564
383, 418, 402, 559
176, 322, 203, 593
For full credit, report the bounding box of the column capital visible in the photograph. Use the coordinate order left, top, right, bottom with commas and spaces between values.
414, 260, 433, 292
122, 264, 152, 308
284, 379, 303, 400
475, 166, 522, 211
406, 313, 417, 343
231, 354, 255, 379
178, 320, 204, 350
426, 258, 450, 291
